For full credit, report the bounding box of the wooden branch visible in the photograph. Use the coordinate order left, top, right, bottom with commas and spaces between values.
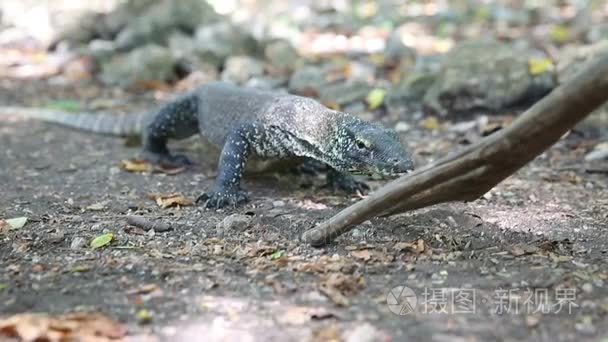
302, 55, 608, 246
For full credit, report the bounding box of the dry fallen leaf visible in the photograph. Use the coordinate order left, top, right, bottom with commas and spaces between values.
120, 159, 185, 175
0, 217, 28, 233
394, 239, 429, 254
0, 221, 10, 234
509, 244, 539, 257
121, 159, 152, 173
295, 255, 355, 274
350, 249, 374, 262
149, 193, 194, 209
420, 117, 442, 131
0, 312, 127, 342
319, 273, 366, 306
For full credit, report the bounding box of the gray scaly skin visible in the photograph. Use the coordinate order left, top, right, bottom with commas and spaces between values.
2, 82, 415, 208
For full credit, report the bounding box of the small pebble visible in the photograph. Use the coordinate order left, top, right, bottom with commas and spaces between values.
216, 214, 252, 235
70, 236, 87, 249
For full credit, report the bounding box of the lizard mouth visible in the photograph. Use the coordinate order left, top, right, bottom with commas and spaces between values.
348, 168, 413, 177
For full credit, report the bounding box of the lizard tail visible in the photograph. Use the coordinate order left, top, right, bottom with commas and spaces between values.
0, 107, 148, 137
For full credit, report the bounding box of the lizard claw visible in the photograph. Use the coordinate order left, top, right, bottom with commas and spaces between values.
142, 151, 195, 168
196, 188, 248, 209
327, 172, 370, 195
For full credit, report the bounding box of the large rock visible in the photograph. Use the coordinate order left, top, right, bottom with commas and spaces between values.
167, 31, 219, 74
288, 62, 374, 107
422, 40, 556, 117
264, 39, 300, 74
100, 44, 175, 87
319, 80, 372, 107
193, 22, 260, 68
384, 28, 417, 66
386, 72, 436, 114
557, 41, 608, 137
586, 23, 608, 43
114, 0, 220, 50
288, 65, 326, 96
221, 56, 265, 84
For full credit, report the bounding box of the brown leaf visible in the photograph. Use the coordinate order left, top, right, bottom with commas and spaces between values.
0, 220, 10, 234
509, 244, 539, 257
149, 193, 194, 209
350, 249, 373, 262
394, 239, 429, 254
0, 312, 127, 342
319, 282, 350, 306
319, 273, 365, 306
120, 159, 185, 175
126, 283, 160, 295
121, 159, 152, 173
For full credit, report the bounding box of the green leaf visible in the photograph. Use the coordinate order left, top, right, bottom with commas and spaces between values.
45, 100, 82, 112
90, 233, 114, 249
5, 217, 27, 229
528, 58, 554, 76
136, 309, 153, 324
366, 88, 386, 110
0, 284, 8, 292
270, 250, 285, 260
551, 25, 570, 44
71, 265, 91, 273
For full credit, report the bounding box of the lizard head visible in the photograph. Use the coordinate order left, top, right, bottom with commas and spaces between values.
333, 121, 414, 177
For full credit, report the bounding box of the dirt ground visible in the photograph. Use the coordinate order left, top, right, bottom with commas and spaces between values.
1, 81, 607, 341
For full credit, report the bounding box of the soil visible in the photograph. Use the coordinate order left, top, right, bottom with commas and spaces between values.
1, 80, 607, 341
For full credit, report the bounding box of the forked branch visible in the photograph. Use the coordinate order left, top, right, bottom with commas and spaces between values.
302, 55, 608, 246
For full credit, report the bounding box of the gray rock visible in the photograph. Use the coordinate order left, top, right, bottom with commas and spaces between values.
423, 40, 556, 117
288, 65, 326, 95
384, 29, 417, 65
584, 142, 608, 161
272, 200, 285, 207
87, 39, 117, 59
386, 72, 436, 114
264, 39, 300, 73
70, 236, 87, 249
586, 23, 608, 43
221, 56, 265, 84
245, 77, 287, 90
394, 122, 411, 132
194, 22, 260, 68
344, 323, 384, 342
216, 214, 252, 236
168, 32, 220, 74
114, 0, 220, 50
319, 80, 372, 107
558, 41, 608, 137
100, 44, 175, 87
289, 63, 372, 106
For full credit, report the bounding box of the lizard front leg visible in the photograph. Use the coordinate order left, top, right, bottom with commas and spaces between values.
196, 124, 257, 209
326, 168, 370, 194
141, 95, 200, 168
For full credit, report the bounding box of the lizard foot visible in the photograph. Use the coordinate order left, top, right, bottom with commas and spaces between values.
327, 171, 370, 195
142, 151, 194, 168
196, 188, 248, 209
295, 159, 328, 175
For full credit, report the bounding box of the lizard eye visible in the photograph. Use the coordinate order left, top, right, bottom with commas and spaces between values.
356, 139, 369, 150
